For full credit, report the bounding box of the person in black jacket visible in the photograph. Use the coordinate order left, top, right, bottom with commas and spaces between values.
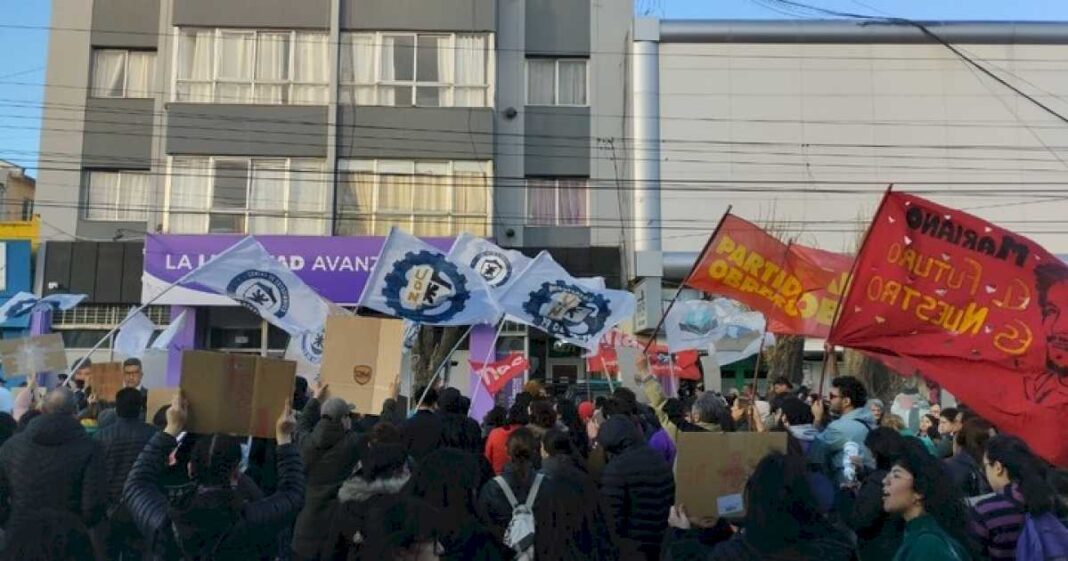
540, 429, 617, 561
402, 385, 444, 462
840, 427, 907, 561
93, 387, 158, 560
0, 388, 106, 531
597, 415, 675, 561
943, 417, 994, 499
439, 387, 483, 454
292, 389, 366, 561
333, 428, 412, 561
477, 427, 557, 557
408, 448, 509, 561
123, 394, 306, 561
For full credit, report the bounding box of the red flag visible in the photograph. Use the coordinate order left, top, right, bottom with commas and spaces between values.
685, 214, 850, 338
829, 191, 1068, 466
586, 341, 620, 375
470, 352, 530, 396
644, 344, 701, 380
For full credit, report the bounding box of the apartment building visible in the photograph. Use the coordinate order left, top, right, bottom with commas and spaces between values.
36, 0, 632, 386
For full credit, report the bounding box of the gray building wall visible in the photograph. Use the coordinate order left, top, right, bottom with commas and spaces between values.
524, 107, 590, 176
166, 105, 329, 157
337, 107, 493, 161
82, 99, 155, 168
342, 0, 495, 31
91, 0, 161, 48
493, 0, 527, 247
526, 0, 591, 55
173, 0, 330, 29
37, 0, 93, 241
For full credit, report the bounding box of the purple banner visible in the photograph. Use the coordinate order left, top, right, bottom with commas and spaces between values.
143, 234, 455, 306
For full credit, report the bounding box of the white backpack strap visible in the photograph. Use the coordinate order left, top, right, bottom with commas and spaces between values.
525, 473, 545, 508
494, 476, 520, 508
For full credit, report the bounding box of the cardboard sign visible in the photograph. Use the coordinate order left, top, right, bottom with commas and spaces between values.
88, 362, 125, 402
0, 334, 68, 376
675, 432, 787, 518
179, 351, 295, 438
320, 316, 404, 415
145, 387, 179, 420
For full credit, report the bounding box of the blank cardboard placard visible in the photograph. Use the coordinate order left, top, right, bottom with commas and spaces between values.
145, 387, 179, 420
0, 334, 68, 377
675, 432, 787, 519
320, 316, 404, 415
179, 351, 296, 438
88, 362, 125, 402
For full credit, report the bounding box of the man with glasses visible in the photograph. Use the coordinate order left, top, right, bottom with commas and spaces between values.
809, 376, 878, 485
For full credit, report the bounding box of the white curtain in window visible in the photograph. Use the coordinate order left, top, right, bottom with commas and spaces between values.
454, 35, 486, 107
412, 164, 449, 213
92, 50, 125, 98
558, 61, 587, 105
126, 52, 155, 98
249, 160, 287, 234
557, 178, 587, 225
338, 171, 375, 235
293, 33, 328, 104
453, 171, 487, 214
86, 172, 119, 220
378, 174, 413, 212
289, 160, 327, 235
255, 33, 289, 104
168, 158, 209, 233
341, 34, 376, 105
379, 36, 398, 105
528, 60, 555, 105
119, 172, 151, 221
177, 31, 214, 102
526, 179, 556, 225
217, 31, 253, 102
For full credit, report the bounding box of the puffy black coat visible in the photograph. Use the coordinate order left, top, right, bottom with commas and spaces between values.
540, 455, 618, 561
94, 416, 158, 505
332, 460, 412, 561
123, 432, 306, 561
292, 402, 366, 560
0, 412, 107, 527
598, 415, 675, 555
698, 522, 856, 561
401, 409, 444, 462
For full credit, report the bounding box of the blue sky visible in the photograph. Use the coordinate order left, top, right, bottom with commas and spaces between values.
2, 0, 1068, 173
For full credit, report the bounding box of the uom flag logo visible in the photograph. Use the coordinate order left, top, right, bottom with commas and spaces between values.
359, 227, 500, 326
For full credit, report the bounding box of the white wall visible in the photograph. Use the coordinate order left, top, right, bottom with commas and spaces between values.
659, 42, 1068, 255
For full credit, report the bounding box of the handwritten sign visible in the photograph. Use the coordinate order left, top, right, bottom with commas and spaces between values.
180, 351, 295, 438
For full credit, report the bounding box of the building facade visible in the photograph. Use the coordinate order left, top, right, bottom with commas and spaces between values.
36, 0, 633, 388
0, 160, 35, 223
629, 19, 1068, 390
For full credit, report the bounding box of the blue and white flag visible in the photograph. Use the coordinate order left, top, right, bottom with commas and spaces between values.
183, 237, 330, 336
151, 310, 189, 351
115, 307, 156, 358
359, 227, 500, 326
447, 232, 532, 294
498, 251, 636, 352
0, 292, 87, 323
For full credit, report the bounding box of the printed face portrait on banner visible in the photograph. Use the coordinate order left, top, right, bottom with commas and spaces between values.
1035, 263, 1068, 402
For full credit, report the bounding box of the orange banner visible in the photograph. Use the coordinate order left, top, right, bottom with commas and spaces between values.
684, 214, 852, 338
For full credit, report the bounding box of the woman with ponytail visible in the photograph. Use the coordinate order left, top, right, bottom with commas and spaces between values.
970, 434, 1065, 560
477, 427, 543, 543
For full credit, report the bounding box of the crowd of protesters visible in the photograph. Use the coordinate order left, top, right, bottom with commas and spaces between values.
0, 354, 1065, 560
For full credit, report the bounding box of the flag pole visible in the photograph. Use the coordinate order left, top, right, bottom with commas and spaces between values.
468, 319, 506, 417
642, 205, 732, 354
64, 235, 255, 388
749, 324, 768, 399
413, 324, 476, 413
819, 184, 894, 398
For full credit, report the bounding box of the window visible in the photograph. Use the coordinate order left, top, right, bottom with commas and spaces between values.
338, 159, 491, 236
175, 29, 328, 104
527, 178, 588, 226
91, 49, 156, 98
165, 157, 329, 234
83, 170, 150, 221
526, 58, 587, 106
341, 32, 493, 107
